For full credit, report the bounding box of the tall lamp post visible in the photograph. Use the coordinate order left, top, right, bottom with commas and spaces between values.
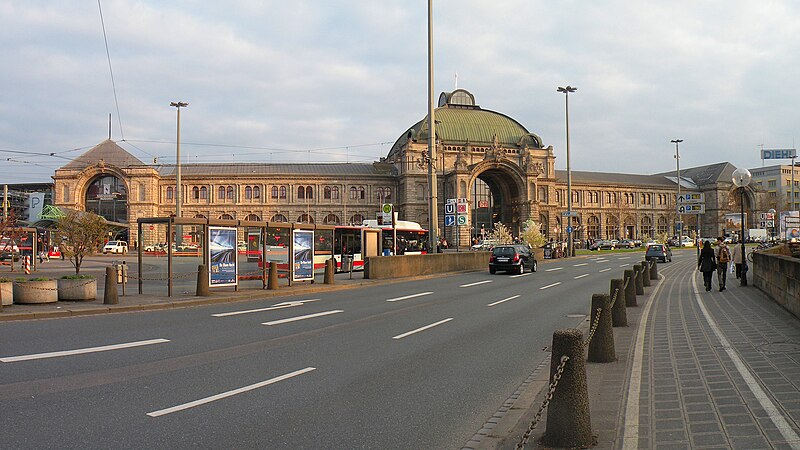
558, 86, 577, 256
427, 0, 439, 253
671, 139, 683, 240
170, 101, 188, 244
732, 167, 751, 287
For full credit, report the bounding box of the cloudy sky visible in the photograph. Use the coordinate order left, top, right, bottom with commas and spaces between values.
2, 0, 800, 183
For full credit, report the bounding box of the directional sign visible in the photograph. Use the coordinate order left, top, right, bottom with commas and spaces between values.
446, 198, 457, 204
561, 211, 579, 217
676, 192, 705, 204
457, 215, 468, 226
445, 203, 455, 215
456, 203, 468, 214
445, 214, 456, 227
678, 204, 705, 214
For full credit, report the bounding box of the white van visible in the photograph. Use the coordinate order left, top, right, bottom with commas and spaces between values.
102, 241, 128, 254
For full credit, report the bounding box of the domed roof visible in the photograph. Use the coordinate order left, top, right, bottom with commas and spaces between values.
390, 90, 543, 155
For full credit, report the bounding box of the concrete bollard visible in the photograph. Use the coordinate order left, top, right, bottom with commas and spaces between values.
633, 265, 644, 295
541, 328, 593, 448
649, 259, 658, 280
624, 269, 637, 307
104, 266, 118, 305
610, 279, 627, 327
587, 293, 616, 363
640, 261, 651, 287
267, 261, 278, 290
324, 258, 335, 285
196, 264, 210, 296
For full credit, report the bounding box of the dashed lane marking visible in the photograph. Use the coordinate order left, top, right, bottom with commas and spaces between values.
599, 268, 612, 273
573, 263, 588, 267
392, 318, 453, 340
1, 339, 170, 363
487, 295, 520, 307
539, 282, 561, 290
386, 292, 433, 302
460, 280, 493, 288
545, 267, 563, 272
212, 299, 320, 317
509, 272, 532, 278
262, 310, 343, 326
574, 274, 589, 279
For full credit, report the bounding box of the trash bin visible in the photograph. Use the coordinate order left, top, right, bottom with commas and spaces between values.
341, 254, 353, 272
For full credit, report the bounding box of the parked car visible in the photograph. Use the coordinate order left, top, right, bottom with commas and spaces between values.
616, 239, 636, 249
489, 244, 538, 274
680, 238, 695, 247
0, 238, 20, 261
102, 240, 128, 254
645, 243, 672, 262
589, 240, 615, 250
471, 240, 496, 251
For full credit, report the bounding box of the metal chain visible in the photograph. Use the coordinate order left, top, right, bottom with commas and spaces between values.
584, 307, 603, 346
515, 355, 570, 449
609, 287, 620, 309
623, 276, 630, 291
10, 278, 98, 291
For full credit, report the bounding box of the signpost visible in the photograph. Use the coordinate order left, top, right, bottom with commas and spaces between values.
678, 204, 705, 214
446, 198, 468, 252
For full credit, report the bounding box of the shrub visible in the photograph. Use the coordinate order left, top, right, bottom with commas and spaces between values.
0, 277, 12, 283
60, 274, 95, 280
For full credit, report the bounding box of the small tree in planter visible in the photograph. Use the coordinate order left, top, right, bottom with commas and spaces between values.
520, 219, 547, 249
54, 210, 108, 275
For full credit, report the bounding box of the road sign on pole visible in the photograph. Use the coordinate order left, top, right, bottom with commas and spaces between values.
445, 203, 455, 215
457, 215, 467, 226
676, 192, 705, 204
561, 211, 579, 217
677, 204, 705, 214
445, 215, 456, 227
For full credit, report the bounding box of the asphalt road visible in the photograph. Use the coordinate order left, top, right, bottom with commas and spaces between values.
0, 249, 689, 449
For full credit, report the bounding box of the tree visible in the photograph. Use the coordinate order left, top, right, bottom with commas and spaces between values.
486, 222, 514, 245
0, 211, 25, 272
520, 219, 547, 248
54, 210, 108, 275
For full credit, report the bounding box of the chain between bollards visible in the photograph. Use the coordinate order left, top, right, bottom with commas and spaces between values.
584, 307, 602, 346
515, 355, 570, 449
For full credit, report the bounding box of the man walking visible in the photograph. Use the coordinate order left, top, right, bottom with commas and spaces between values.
715, 237, 731, 291
730, 239, 743, 279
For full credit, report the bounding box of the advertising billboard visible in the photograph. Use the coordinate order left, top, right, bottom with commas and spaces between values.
292, 229, 314, 282
781, 211, 800, 241
208, 226, 238, 287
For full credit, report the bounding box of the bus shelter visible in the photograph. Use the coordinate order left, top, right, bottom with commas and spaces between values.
136, 217, 335, 297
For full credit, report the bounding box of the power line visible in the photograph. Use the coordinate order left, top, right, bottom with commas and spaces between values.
98, 0, 125, 140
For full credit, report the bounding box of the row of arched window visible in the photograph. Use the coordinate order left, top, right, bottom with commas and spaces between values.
550, 190, 674, 207
187, 212, 366, 225
164, 185, 389, 203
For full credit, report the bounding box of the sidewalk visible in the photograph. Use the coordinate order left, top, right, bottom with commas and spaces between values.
482, 256, 800, 449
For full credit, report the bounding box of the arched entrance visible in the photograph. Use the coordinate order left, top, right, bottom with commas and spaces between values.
469, 165, 525, 238
84, 175, 128, 223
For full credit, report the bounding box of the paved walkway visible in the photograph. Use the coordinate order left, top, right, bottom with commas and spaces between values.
485, 255, 800, 449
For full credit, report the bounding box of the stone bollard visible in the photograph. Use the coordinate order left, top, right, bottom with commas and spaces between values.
541, 328, 593, 448
324, 258, 335, 285
267, 261, 278, 290
633, 265, 644, 295
587, 293, 616, 363
640, 261, 651, 287
610, 279, 627, 327
196, 264, 210, 296
624, 269, 637, 307
104, 266, 118, 305
649, 259, 658, 280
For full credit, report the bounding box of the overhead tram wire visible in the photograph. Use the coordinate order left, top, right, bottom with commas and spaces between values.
97, 0, 125, 140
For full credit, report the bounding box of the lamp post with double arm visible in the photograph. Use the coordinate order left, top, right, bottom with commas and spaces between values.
732, 167, 752, 287
558, 85, 577, 256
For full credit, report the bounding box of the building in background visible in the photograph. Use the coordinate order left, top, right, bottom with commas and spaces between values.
750, 163, 800, 212
0, 183, 53, 223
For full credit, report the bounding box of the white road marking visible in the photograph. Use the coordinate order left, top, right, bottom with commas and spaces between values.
567, 314, 586, 318
487, 295, 520, 307
574, 274, 589, 279
545, 267, 563, 272
618, 256, 631, 260
460, 280, 492, 288
392, 318, 453, 339
622, 274, 664, 449
619, 264, 629, 268
595, 259, 608, 263
573, 263, 588, 267
509, 272, 532, 278
690, 275, 800, 447
146, 367, 316, 417
539, 282, 561, 290
212, 299, 320, 317
1, 338, 170, 363
262, 310, 343, 326
386, 292, 433, 302
599, 268, 612, 273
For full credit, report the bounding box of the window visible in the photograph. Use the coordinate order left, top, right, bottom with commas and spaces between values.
587, 216, 600, 239
572, 191, 580, 203
416, 184, 424, 201
245, 186, 252, 199
383, 188, 391, 200
271, 186, 279, 199
193, 186, 200, 200
298, 213, 314, 224
324, 186, 332, 200
350, 186, 358, 200
298, 186, 305, 199
200, 186, 207, 199
138, 183, 145, 202
323, 213, 340, 225
358, 187, 364, 200
350, 213, 364, 225
167, 186, 174, 200
63, 187, 69, 202
279, 186, 286, 199
218, 186, 225, 200
271, 213, 288, 223
219, 213, 234, 220
253, 186, 260, 199
332, 186, 339, 200
194, 214, 206, 219
226, 186, 234, 200
305, 186, 313, 199
538, 187, 548, 203
245, 213, 260, 221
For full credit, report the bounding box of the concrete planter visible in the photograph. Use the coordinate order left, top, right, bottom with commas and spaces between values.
58, 278, 97, 301
0, 282, 12, 306
13, 280, 58, 304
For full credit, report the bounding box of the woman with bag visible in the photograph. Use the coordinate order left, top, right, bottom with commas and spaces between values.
698, 240, 716, 292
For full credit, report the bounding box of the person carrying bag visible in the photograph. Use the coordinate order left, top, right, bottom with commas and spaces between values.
698, 240, 716, 292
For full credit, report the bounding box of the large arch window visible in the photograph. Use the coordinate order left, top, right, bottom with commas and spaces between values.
298, 213, 314, 224
85, 175, 128, 223
271, 214, 288, 223
587, 216, 600, 239
245, 213, 260, 221
219, 213, 234, 220
349, 214, 364, 225
323, 214, 340, 225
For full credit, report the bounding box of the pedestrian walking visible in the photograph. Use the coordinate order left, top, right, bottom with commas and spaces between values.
697, 240, 716, 292
730, 240, 743, 279
714, 237, 730, 291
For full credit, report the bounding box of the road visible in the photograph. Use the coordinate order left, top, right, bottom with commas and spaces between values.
0, 250, 688, 448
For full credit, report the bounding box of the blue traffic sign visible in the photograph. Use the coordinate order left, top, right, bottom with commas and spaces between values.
445, 215, 456, 227
566, 226, 573, 233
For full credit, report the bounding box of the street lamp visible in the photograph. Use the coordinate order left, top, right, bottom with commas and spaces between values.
671, 139, 683, 239
558, 85, 577, 256
732, 167, 751, 287
426, 0, 440, 253
170, 101, 188, 244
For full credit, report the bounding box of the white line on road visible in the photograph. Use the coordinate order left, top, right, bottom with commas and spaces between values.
545, 267, 563, 272
595, 259, 608, 263
262, 310, 343, 326
386, 292, 433, 302
539, 282, 561, 290
573, 263, 588, 267
619, 264, 629, 268
146, 367, 316, 417
212, 299, 320, 317
1, 339, 170, 363
599, 268, 612, 273
574, 274, 589, 279
392, 318, 453, 340
618, 256, 631, 260
460, 280, 492, 288
487, 295, 520, 307
509, 272, 532, 278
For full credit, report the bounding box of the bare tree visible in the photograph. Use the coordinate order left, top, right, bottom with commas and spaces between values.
54, 210, 108, 275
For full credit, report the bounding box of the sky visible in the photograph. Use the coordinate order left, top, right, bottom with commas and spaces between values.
2, 0, 800, 183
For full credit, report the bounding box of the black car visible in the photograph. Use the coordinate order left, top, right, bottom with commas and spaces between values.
489, 244, 538, 274
645, 244, 672, 263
